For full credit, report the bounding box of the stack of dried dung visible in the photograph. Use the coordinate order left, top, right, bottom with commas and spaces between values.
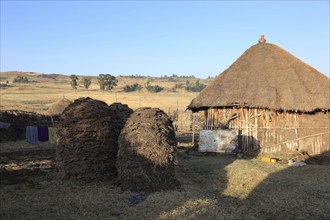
56, 97, 117, 180
117, 107, 180, 192
109, 102, 133, 133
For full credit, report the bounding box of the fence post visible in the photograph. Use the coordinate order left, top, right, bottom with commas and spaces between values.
192, 113, 195, 145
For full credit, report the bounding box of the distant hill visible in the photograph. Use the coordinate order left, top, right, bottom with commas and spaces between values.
0, 71, 212, 90
0, 71, 71, 84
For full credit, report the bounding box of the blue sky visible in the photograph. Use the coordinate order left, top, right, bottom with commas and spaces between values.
1, 1, 329, 78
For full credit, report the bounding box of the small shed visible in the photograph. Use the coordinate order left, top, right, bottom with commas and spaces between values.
187, 39, 329, 155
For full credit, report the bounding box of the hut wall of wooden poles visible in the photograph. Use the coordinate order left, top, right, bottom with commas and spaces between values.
202, 107, 329, 154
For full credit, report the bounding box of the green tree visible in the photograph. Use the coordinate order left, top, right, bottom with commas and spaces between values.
97, 74, 117, 91
69, 74, 79, 89
82, 77, 92, 90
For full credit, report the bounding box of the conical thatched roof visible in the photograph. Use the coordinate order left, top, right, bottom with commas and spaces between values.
188, 43, 329, 113
46, 96, 72, 115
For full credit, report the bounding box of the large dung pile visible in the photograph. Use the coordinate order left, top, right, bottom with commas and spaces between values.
56, 97, 117, 180
117, 107, 179, 192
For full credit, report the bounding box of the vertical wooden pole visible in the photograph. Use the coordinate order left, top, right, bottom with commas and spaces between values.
246, 108, 249, 151
205, 110, 208, 129
238, 129, 242, 152
50, 115, 55, 127
192, 113, 195, 145
210, 108, 212, 130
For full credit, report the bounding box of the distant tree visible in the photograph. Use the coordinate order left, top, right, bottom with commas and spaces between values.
13, 76, 28, 83
185, 79, 206, 92
69, 74, 79, 89
97, 74, 117, 91
82, 77, 92, 90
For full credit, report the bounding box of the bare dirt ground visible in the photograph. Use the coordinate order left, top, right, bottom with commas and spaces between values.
1, 138, 329, 220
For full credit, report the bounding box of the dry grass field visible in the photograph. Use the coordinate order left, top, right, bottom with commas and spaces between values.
1, 71, 330, 219
0, 71, 205, 114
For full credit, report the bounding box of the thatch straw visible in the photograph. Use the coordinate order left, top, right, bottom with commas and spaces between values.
46, 96, 72, 116
188, 43, 329, 113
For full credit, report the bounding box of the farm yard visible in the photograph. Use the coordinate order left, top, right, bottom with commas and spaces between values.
1, 0, 329, 219
0, 65, 330, 219
0, 139, 330, 219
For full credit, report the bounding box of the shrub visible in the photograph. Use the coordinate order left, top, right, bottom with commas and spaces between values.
0, 83, 13, 88
146, 85, 163, 93
123, 84, 142, 92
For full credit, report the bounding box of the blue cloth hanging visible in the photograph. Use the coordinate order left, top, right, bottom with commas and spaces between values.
26, 126, 38, 145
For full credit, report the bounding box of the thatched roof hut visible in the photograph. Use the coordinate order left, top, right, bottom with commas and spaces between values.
188, 43, 329, 113
187, 40, 329, 155
46, 96, 72, 115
